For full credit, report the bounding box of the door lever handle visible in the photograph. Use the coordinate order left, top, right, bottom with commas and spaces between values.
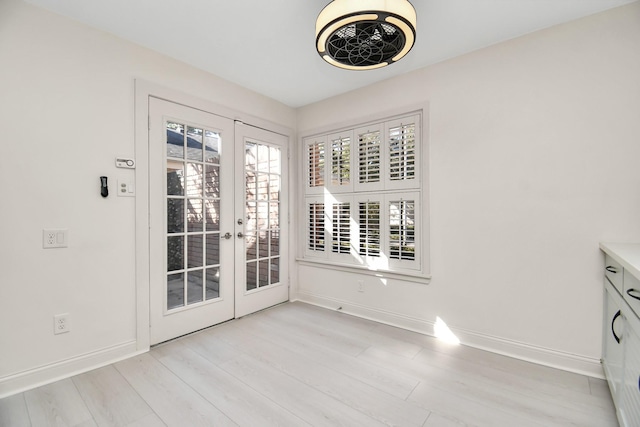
223, 232, 232, 240
237, 232, 244, 238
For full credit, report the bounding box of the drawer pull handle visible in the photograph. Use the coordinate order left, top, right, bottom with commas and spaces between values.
612, 310, 622, 344
627, 288, 640, 301
606, 266, 618, 274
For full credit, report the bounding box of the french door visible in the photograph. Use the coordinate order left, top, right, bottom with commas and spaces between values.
149, 98, 288, 344
234, 123, 289, 318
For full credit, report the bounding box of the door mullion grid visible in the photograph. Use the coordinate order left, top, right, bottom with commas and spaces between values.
182, 184, 188, 306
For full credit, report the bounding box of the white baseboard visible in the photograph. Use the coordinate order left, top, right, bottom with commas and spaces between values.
0, 340, 145, 399
293, 291, 604, 379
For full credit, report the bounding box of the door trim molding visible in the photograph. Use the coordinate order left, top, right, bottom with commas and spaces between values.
134, 79, 295, 352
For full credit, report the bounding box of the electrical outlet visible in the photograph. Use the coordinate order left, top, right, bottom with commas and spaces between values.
54, 313, 70, 334
43, 229, 68, 249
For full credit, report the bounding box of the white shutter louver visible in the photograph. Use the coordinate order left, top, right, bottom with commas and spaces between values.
332, 202, 351, 254
389, 122, 416, 182
308, 202, 325, 252
308, 141, 325, 187
358, 130, 381, 184
389, 199, 415, 261
359, 201, 381, 257
331, 136, 351, 186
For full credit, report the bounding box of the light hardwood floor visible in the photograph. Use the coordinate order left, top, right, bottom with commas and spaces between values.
0, 302, 618, 427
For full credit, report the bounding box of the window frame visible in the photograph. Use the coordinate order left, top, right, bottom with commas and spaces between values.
299, 109, 429, 281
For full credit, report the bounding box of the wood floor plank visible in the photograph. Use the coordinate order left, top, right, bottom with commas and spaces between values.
176, 329, 242, 366
152, 340, 311, 427
266, 303, 424, 358
374, 319, 593, 394
233, 312, 420, 400
124, 413, 166, 427
0, 393, 31, 427
372, 320, 597, 401
214, 321, 430, 426
220, 353, 388, 427
24, 378, 94, 427
430, 343, 591, 393
258, 305, 374, 356
408, 381, 547, 427
115, 353, 237, 427
75, 420, 98, 427
412, 347, 616, 416
422, 411, 469, 427
72, 365, 155, 427
361, 346, 617, 427
277, 302, 380, 332
589, 377, 616, 400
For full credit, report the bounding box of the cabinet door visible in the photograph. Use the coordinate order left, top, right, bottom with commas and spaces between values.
603, 281, 625, 400
620, 313, 640, 427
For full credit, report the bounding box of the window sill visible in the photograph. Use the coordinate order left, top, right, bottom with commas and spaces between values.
296, 258, 431, 285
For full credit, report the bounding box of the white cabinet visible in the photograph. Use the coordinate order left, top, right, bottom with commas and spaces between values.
603, 280, 625, 400
601, 243, 640, 427
620, 315, 640, 426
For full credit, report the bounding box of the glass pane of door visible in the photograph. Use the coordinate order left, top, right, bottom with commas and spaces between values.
245, 141, 281, 291
165, 121, 223, 310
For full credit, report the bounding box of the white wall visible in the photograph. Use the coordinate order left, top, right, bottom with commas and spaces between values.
0, 0, 295, 396
295, 2, 640, 375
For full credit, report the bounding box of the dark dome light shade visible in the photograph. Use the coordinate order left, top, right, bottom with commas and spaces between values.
316, 0, 417, 70
327, 20, 405, 67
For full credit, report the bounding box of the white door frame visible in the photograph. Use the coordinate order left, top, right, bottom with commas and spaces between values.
134, 79, 294, 351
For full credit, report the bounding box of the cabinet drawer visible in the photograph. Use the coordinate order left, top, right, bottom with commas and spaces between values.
624, 270, 640, 319
606, 255, 624, 293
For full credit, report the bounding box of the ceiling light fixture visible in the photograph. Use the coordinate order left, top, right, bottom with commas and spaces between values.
315, 0, 417, 70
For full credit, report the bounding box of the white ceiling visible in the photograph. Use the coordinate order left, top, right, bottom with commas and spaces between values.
24, 0, 636, 107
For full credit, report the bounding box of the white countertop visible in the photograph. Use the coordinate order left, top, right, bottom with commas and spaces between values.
600, 242, 640, 280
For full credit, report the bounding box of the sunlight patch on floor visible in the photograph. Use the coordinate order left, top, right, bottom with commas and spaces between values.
434, 316, 460, 345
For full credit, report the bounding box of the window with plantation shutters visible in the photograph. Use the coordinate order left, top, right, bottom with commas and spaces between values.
301, 111, 426, 278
